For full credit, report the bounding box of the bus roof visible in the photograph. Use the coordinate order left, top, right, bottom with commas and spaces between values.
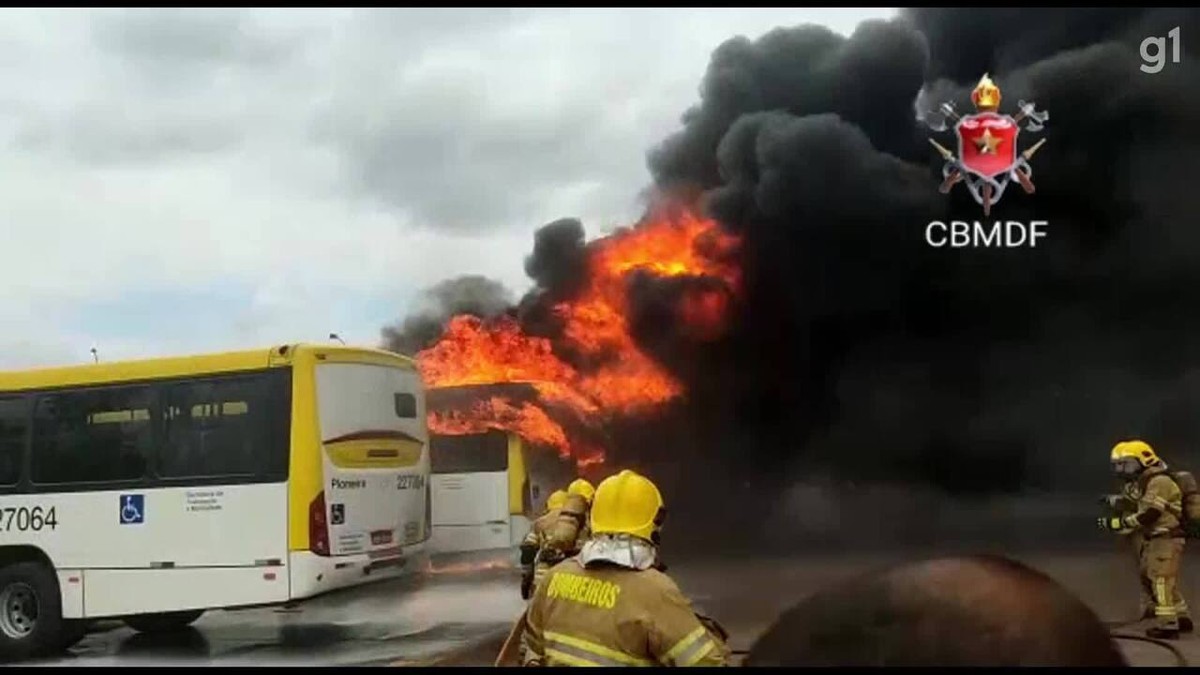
0, 343, 415, 393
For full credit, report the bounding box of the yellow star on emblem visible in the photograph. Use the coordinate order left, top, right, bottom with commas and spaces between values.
975, 128, 1003, 155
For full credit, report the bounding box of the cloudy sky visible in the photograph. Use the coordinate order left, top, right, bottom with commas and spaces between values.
0, 8, 894, 368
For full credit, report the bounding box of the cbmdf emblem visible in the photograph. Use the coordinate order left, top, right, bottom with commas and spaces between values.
925, 74, 1049, 216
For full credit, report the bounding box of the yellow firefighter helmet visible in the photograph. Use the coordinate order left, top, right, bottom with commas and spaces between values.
567, 478, 595, 503
1111, 439, 1163, 468
590, 470, 665, 543
546, 489, 568, 512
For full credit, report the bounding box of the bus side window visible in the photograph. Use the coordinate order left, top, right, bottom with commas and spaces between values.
31, 387, 153, 485
0, 397, 28, 490
159, 376, 261, 479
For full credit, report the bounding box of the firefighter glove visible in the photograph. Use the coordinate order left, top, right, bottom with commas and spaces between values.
1097, 516, 1126, 531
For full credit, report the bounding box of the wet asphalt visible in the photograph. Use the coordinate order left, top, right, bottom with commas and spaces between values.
34, 549, 1200, 666
39, 556, 523, 667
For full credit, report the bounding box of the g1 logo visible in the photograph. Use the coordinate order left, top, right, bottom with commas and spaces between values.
1141, 26, 1181, 74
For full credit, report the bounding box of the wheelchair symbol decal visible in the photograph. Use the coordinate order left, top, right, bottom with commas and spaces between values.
120, 494, 144, 525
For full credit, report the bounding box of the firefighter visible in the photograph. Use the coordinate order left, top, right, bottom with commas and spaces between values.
1098, 439, 1193, 639
520, 490, 569, 599
539, 478, 595, 566
521, 479, 595, 602
521, 470, 730, 666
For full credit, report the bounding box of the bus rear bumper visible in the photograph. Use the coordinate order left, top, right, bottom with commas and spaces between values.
288, 542, 430, 601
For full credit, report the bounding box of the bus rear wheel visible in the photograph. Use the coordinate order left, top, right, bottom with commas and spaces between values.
0, 561, 63, 662
123, 609, 205, 634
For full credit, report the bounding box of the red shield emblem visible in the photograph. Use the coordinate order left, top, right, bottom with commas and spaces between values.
956, 112, 1019, 178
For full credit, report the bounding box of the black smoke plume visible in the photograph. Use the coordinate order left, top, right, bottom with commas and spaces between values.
515, 218, 588, 344
523, 218, 589, 300
381, 275, 513, 356
387, 9, 1200, 532
635, 8, 1200, 504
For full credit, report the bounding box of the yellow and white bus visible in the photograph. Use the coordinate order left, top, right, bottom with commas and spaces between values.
429, 430, 574, 555
0, 343, 430, 661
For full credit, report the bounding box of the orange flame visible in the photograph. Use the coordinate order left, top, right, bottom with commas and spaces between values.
428, 396, 571, 457
418, 207, 740, 465
575, 447, 606, 470
417, 315, 577, 388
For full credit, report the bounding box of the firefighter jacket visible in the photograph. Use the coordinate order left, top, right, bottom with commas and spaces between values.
1118, 467, 1185, 538
523, 509, 561, 555
521, 536, 729, 667
521, 508, 563, 592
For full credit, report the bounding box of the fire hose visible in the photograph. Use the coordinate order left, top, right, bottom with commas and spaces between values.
721, 617, 1189, 666
502, 636, 1180, 666
723, 643, 1184, 667
1107, 632, 1188, 667
1102, 616, 1189, 667
499, 606, 1184, 666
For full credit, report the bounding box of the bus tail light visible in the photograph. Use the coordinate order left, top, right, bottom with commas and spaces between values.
309, 491, 330, 556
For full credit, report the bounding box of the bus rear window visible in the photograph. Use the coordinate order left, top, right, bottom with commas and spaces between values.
429, 431, 508, 474
394, 393, 417, 418
315, 362, 424, 443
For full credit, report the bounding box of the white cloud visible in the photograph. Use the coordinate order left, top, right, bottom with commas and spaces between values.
0, 8, 895, 369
